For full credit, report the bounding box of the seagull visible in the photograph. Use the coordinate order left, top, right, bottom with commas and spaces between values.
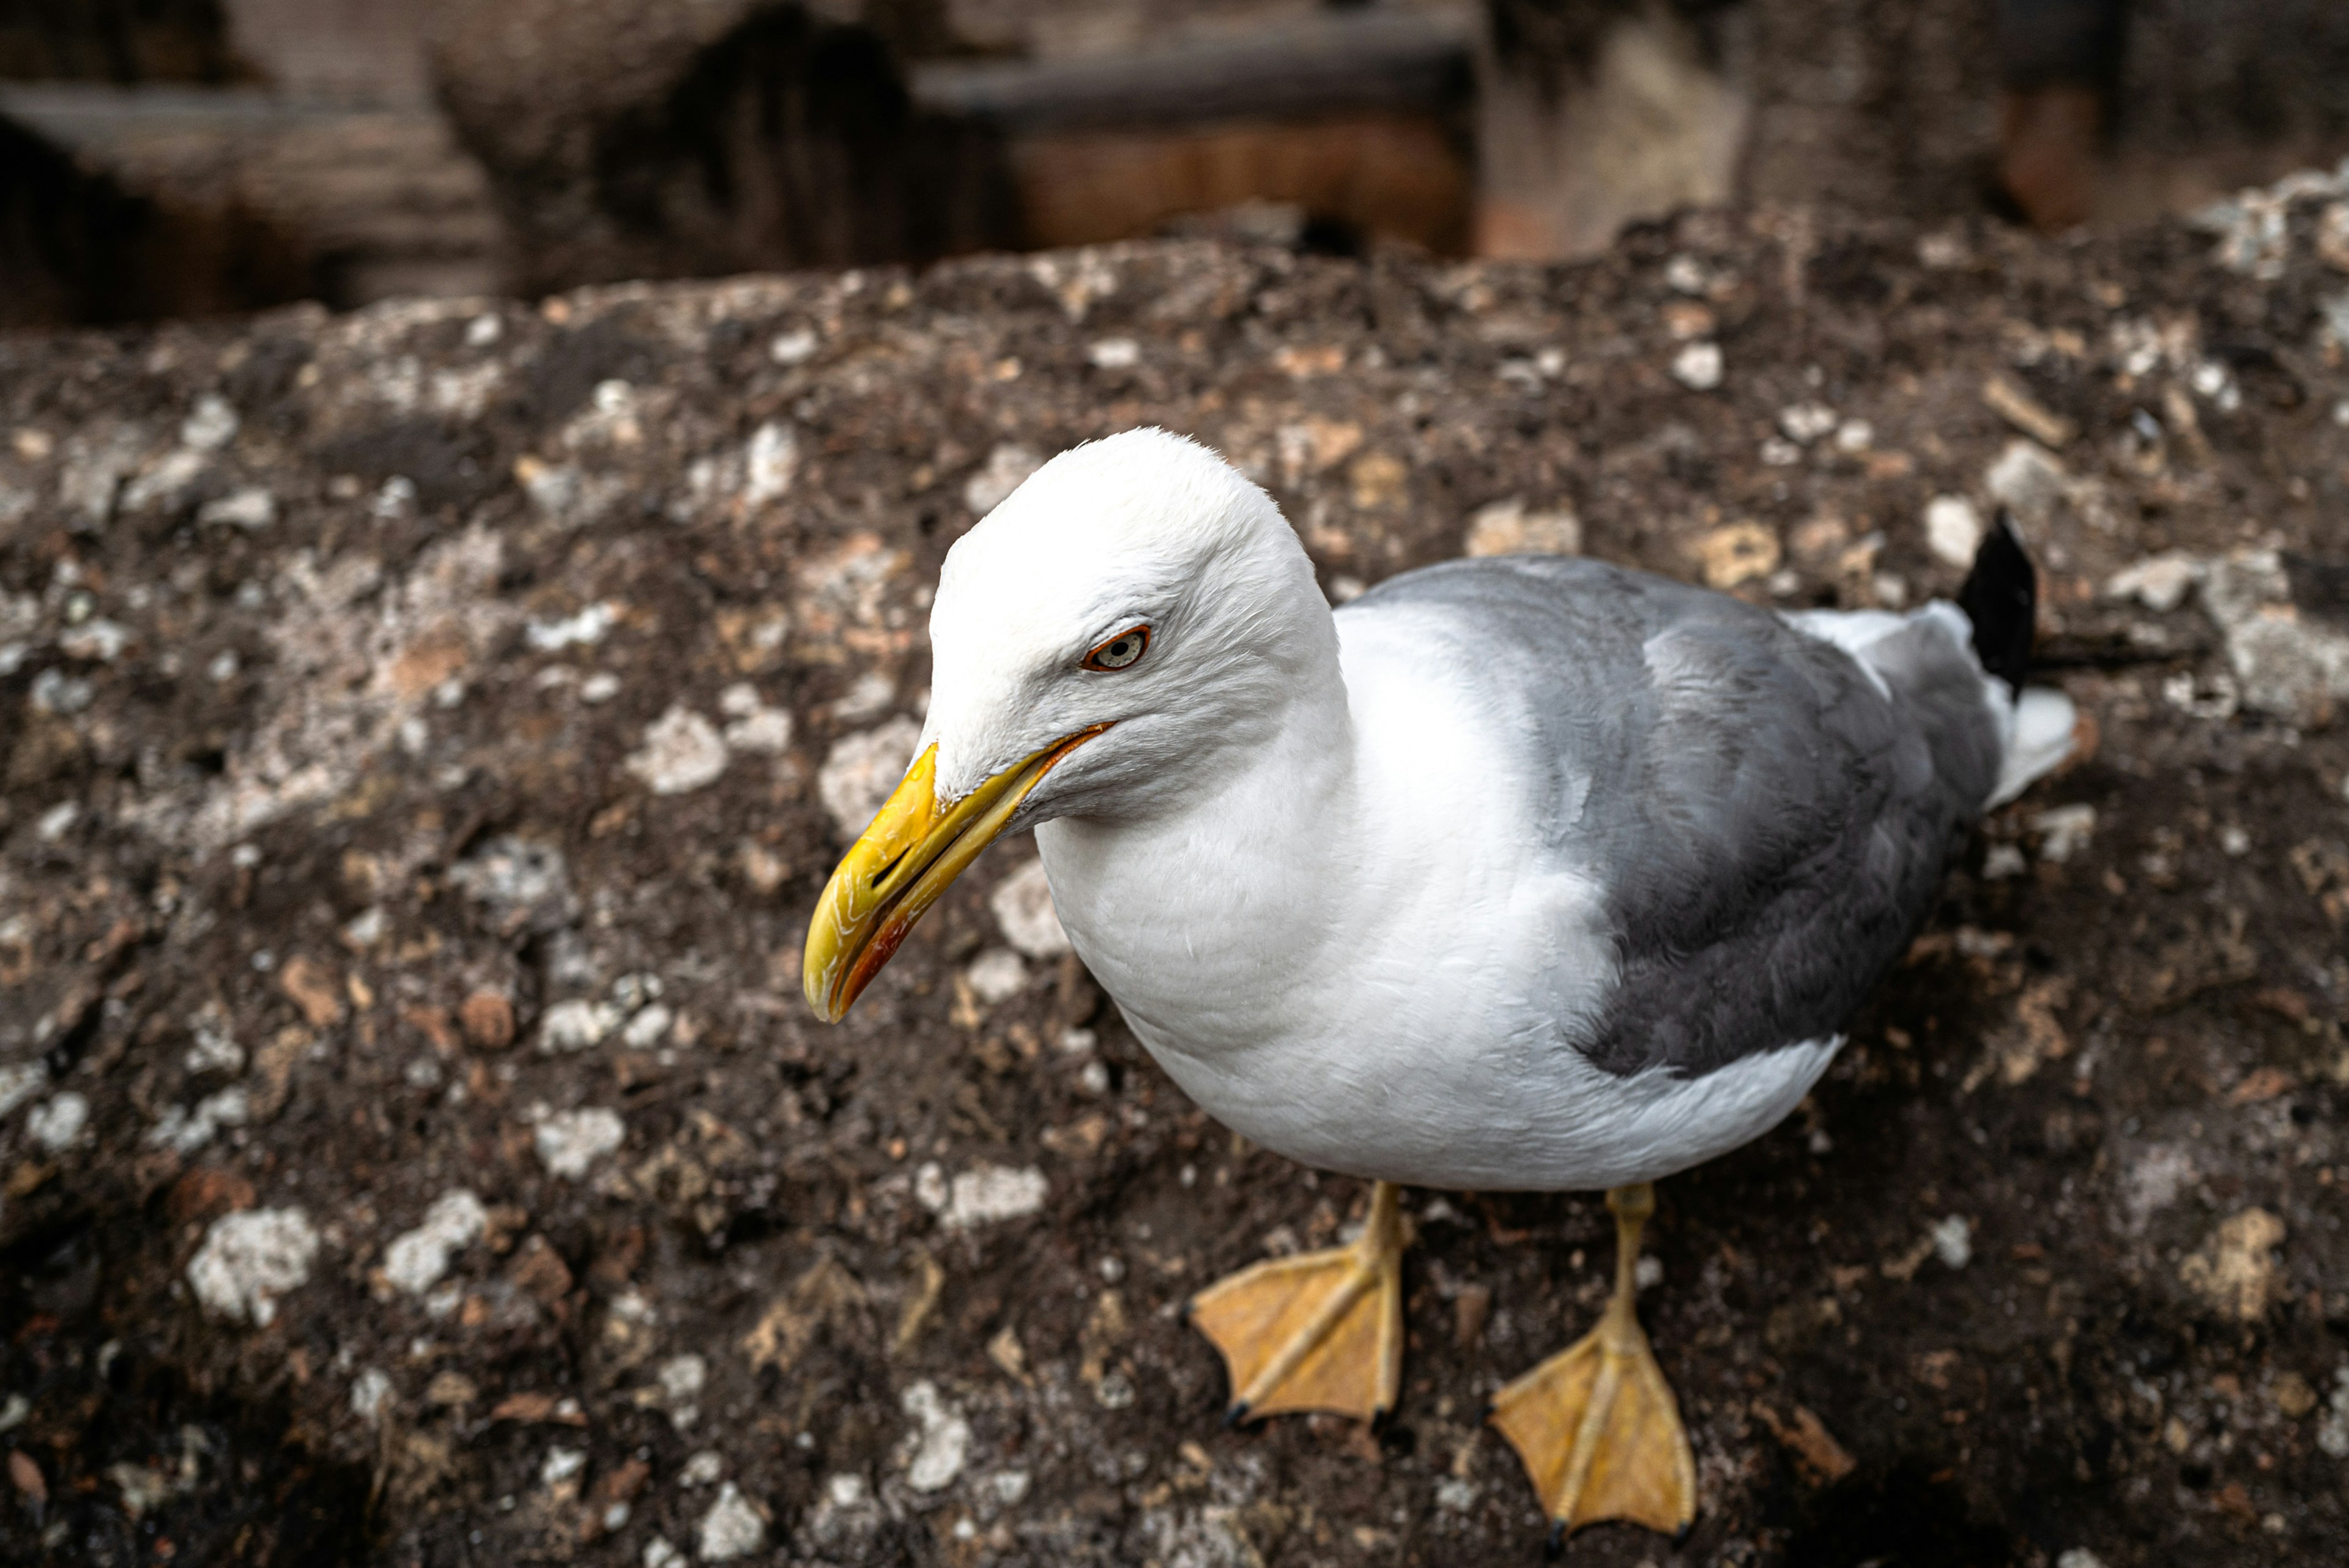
803, 428, 2075, 1540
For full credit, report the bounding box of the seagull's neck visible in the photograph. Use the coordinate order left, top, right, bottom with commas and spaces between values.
1036, 597, 1364, 1054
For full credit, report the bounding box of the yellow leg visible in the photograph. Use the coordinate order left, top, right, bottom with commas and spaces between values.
1186, 1181, 1406, 1424
1488, 1183, 1698, 1542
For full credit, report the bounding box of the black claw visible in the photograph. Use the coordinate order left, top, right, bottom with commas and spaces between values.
1176, 1296, 1194, 1325
1673, 1522, 1693, 1546
1222, 1400, 1251, 1429
1544, 1520, 1568, 1559
1479, 1399, 1496, 1423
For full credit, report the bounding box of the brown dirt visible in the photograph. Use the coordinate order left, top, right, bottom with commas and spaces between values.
3, 182, 2348, 1567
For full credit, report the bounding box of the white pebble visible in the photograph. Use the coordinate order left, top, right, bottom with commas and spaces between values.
901, 1381, 973, 1493
989, 858, 1071, 959
745, 422, 798, 507
2101, 552, 2200, 613
535, 1107, 625, 1178
1931, 1214, 1973, 1269
621, 1003, 674, 1049
187, 1208, 320, 1326
525, 601, 615, 652
818, 717, 922, 839
1778, 402, 1838, 444
540, 998, 619, 1053
940, 1164, 1048, 1230
1670, 341, 1723, 390
625, 705, 729, 796
1924, 495, 1983, 568
198, 487, 275, 529
963, 948, 1029, 1006
381, 1189, 488, 1296
26, 1091, 88, 1150
2031, 804, 2097, 864
697, 1482, 766, 1561
350, 1368, 393, 1424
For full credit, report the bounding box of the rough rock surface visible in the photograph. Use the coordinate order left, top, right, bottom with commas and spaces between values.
5, 168, 2349, 1567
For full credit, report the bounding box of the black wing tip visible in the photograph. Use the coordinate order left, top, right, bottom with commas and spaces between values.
1958, 508, 2036, 691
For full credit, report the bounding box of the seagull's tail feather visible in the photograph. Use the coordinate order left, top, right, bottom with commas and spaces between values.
1958, 508, 2036, 693
1959, 513, 2077, 807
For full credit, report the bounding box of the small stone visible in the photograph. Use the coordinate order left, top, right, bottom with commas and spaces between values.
2179, 1208, 2286, 1321
382, 1189, 489, 1296
1462, 497, 1581, 559
2055, 1551, 2109, 1568
1982, 844, 2028, 880
989, 858, 1070, 959
1778, 403, 1838, 444
350, 1368, 393, 1424
58, 618, 130, 661
2102, 553, 2200, 613
818, 717, 922, 840
1694, 522, 1781, 590
1984, 439, 2070, 524
2272, 1371, 2318, 1419
187, 1208, 321, 1326
697, 1481, 766, 1561
460, 991, 516, 1049
830, 671, 896, 723
1924, 496, 1983, 568
26, 1091, 87, 1150
626, 705, 729, 796
939, 1165, 1048, 1230
963, 442, 1042, 516
535, 1107, 626, 1178
1930, 1214, 1973, 1269
540, 999, 620, 1053
622, 1003, 674, 1049
2031, 804, 2096, 864
525, 601, 616, 651
744, 422, 798, 507
1087, 338, 1140, 368
901, 1381, 972, 1493
180, 393, 240, 452
642, 1540, 684, 1568
769, 327, 817, 364
659, 1354, 707, 1405
541, 1446, 586, 1487
680, 1450, 724, 1487
719, 685, 793, 755
963, 949, 1028, 1006
1670, 341, 1723, 390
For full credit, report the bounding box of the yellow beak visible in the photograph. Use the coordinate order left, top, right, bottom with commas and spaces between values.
802, 726, 1107, 1022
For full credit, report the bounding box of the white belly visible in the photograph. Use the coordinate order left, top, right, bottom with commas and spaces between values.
1128, 1004, 1840, 1192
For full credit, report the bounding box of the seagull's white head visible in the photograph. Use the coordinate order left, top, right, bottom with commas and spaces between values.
802, 428, 1334, 1019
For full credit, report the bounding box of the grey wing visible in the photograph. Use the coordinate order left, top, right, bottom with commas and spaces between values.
1346, 555, 2002, 1078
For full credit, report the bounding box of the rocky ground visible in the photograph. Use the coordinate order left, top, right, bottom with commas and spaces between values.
4, 165, 2349, 1568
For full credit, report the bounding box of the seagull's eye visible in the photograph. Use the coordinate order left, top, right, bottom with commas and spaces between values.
1082, 625, 1150, 672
